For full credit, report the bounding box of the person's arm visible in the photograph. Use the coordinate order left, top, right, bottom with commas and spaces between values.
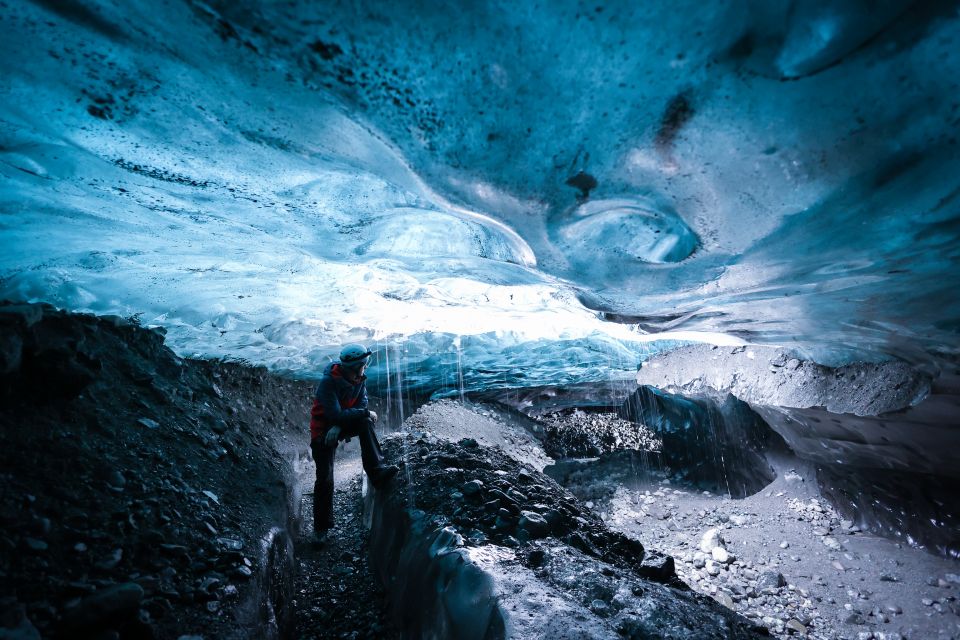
316, 377, 369, 424
357, 381, 369, 411
357, 382, 378, 422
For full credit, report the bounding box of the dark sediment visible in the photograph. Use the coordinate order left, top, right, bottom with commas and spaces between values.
0, 302, 311, 639
364, 431, 769, 638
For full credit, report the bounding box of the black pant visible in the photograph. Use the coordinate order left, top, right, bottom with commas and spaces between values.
310, 415, 386, 532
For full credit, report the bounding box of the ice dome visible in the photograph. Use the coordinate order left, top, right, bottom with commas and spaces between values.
1, 0, 958, 389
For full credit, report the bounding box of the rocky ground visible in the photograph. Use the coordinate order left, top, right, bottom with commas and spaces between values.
293, 465, 398, 640
5, 302, 956, 639
369, 400, 768, 639
537, 408, 661, 459
553, 449, 960, 640
0, 302, 319, 639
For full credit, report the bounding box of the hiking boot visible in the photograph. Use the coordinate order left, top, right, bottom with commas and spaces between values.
367, 465, 399, 488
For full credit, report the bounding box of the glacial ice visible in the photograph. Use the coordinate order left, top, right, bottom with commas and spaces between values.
0, 0, 958, 394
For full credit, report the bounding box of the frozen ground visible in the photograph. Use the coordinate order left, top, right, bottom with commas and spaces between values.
559, 452, 960, 640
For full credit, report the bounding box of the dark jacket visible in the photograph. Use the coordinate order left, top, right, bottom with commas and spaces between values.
310, 362, 369, 440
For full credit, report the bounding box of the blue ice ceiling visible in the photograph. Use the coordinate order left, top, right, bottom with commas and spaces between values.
1, 0, 958, 392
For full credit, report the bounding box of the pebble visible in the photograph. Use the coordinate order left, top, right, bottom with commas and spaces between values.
711, 547, 732, 564
137, 417, 160, 429
784, 618, 806, 634
779, 541, 790, 549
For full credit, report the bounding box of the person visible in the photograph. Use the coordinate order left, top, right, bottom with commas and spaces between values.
309, 343, 398, 544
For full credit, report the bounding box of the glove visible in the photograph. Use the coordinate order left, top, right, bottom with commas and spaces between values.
324, 426, 342, 448
368, 410, 378, 424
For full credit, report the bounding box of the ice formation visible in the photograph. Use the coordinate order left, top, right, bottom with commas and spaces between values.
1, 0, 958, 390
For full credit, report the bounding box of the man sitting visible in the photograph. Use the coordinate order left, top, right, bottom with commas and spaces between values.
309, 343, 398, 544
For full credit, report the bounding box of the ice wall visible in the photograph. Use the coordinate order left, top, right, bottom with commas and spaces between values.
1, 0, 958, 390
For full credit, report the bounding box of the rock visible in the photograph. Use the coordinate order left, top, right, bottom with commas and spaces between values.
0, 600, 41, 640
821, 536, 841, 550
715, 592, 734, 609
59, 582, 144, 631
712, 547, 732, 564
784, 618, 806, 634
23, 538, 47, 552
843, 612, 865, 625
0, 304, 44, 329
106, 470, 126, 488
700, 528, 725, 553
783, 471, 803, 483
779, 541, 789, 549
756, 571, 786, 590
461, 480, 484, 496
137, 418, 160, 430
0, 331, 23, 375
518, 511, 550, 538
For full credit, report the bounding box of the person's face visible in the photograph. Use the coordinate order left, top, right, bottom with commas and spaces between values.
344, 363, 366, 382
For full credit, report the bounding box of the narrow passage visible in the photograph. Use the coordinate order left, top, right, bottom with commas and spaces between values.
294, 445, 400, 640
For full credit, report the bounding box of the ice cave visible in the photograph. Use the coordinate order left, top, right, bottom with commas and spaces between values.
1, 0, 959, 638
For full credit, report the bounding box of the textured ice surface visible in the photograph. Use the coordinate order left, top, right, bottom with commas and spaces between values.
1, 0, 958, 391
